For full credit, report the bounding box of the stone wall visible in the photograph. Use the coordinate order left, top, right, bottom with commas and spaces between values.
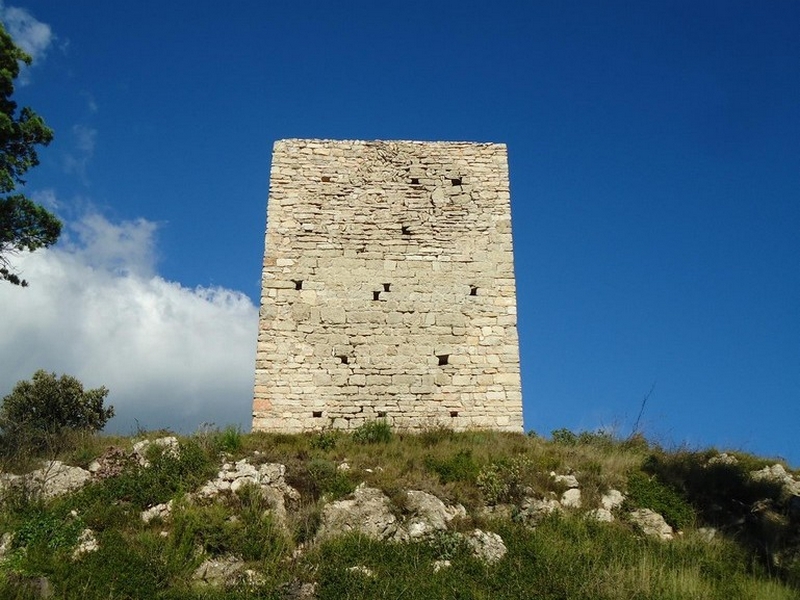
253, 139, 523, 432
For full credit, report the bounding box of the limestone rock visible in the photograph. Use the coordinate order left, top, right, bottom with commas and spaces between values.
517, 495, 561, 526
141, 500, 173, 524
707, 453, 738, 467
88, 446, 134, 479
193, 555, 247, 587
560, 488, 582, 508
24, 461, 91, 499
751, 464, 800, 496
72, 528, 99, 559
347, 566, 375, 577
466, 529, 507, 564
404, 490, 466, 539
551, 472, 580, 488
133, 436, 180, 466
629, 508, 674, 541
433, 559, 451, 572
601, 489, 625, 511
587, 508, 614, 522
317, 485, 398, 541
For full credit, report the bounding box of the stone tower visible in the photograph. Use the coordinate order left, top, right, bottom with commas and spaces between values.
253, 139, 523, 432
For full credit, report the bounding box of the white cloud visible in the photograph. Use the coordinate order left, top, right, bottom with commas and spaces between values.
0, 213, 259, 434
0, 3, 53, 84
64, 125, 97, 180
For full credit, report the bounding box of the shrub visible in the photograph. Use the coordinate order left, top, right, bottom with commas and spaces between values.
477, 456, 533, 504
425, 449, 479, 484
0, 370, 113, 454
351, 420, 392, 445
625, 471, 695, 530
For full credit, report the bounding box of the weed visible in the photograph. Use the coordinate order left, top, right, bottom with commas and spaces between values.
625, 470, 695, 529
351, 420, 392, 445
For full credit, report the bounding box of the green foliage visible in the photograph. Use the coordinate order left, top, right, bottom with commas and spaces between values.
0, 23, 60, 287
171, 487, 288, 561
477, 456, 533, 504
425, 449, 479, 484
310, 429, 339, 451
0, 371, 113, 455
351, 420, 392, 445
625, 470, 695, 529
550, 427, 578, 446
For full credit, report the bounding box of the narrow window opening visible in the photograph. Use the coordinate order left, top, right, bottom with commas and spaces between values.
312, 411, 323, 418
292, 279, 303, 290
401, 225, 411, 236
337, 355, 349, 365
470, 285, 478, 296
377, 411, 387, 418
383, 283, 391, 292
450, 411, 459, 418
321, 176, 331, 183
451, 177, 462, 186
373, 291, 381, 301
437, 354, 449, 366
410, 177, 420, 185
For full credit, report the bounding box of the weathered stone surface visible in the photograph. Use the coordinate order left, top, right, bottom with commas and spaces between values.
466, 529, 507, 564
22, 461, 91, 499
88, 445, 134, 479
316, 485, 398, 541
629, 509, 674, 541
707, 453, 738, 467
72, 528, 99, 559
192, 556, 247, 587
517, 496, 561, 526
253, 140, 523, 433
587, 508, 614, 522
751, 464, 800, 496
601, 489, 625, 511
560, 488, 582, 508
133, 437, 180, 466
404, 490, 466, 539
551, 472, 580, 488
141, 500, 173, 524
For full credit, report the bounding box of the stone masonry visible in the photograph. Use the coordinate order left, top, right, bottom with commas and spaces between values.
253, 139, 522, 432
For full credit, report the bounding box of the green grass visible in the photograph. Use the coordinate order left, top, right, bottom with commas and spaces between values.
0, 425, 797, 599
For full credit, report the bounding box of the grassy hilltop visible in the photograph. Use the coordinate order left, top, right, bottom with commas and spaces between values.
0, 424, 798, 599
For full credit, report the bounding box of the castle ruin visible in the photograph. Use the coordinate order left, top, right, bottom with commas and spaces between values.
253, 139, 523, 432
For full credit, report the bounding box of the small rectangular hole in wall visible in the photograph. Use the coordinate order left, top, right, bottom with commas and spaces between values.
377, 411, 386, 418
337, 355, 349, 364
410, 177, 420, 185
383, 283, 391, 292
470, 285, 478, 296
450, 411, 459, 418
312, 411, 323, 418
373, 291, 381, 301
401, 225, 411, 236
292, 280, 303, 290
451, 177, 462, 186
437, 354, 449, 366
321, 176, 331, 182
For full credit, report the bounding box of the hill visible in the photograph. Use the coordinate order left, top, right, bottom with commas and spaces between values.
0, 424, 798, 599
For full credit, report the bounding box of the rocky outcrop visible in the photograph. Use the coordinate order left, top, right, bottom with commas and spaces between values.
317, 485, 399, 541
192, 555, 263, 587
466, 529, 507, 564
0, 461, 92, 500
629, 508, 674, 541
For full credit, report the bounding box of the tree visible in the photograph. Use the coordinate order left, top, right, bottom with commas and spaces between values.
0, 370, 114, 452
0, 21, 60, 286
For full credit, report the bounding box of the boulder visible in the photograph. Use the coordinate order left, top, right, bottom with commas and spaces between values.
141, 500, 173, 524
629, 508, 674, 541
601, 489, 625, 511
88, 446, 134, 479
27, 461, 91, 499
404, 490, 466, 539
550, 472, 580, 488
193, 555, 249, 587
72, 528, 99, 559
317, 485, 398, 541
517, 495, 561, 526
466, 529, 507, 564
587, 508, 614, 522
560, 488, 582, 508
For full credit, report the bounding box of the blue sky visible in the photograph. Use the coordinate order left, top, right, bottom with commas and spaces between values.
0, 1, 798, 464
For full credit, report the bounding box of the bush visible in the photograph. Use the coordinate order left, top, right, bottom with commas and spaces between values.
351, 420, 392, 445
625, 471, 695, 530
0, 370, 113, 454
